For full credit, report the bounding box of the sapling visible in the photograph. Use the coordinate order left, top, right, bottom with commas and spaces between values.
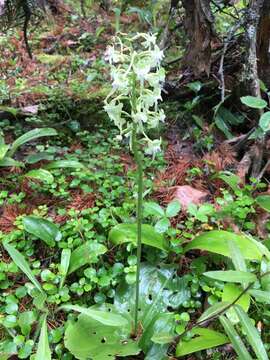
104, 32, 165, 333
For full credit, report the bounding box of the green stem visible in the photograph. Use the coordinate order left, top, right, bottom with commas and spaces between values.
132, 125, 143, 335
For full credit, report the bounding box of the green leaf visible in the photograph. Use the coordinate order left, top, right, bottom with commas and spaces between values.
36, 315, 51, 360
64, 314, 140, 360
25, 152, 54, 164
248, 289, 270, 304
198, 302, 230, 323
8, 128, 57, 157
222, 284, 250, 324
219, 315, 253, 360
203, 270, 256, 284
68, 242, 107, 274
240, 96, 267, 109
109, 224, 168, 251
228, 240, 247, 272
18, 311, 36, 336
59, 249, 71, 289
3, 241, 43, 294
184, 230, 264, 260
256, 195, 270, 212
23, 216, 62, 247
218, 171, 240, 192
259, 111, 270, 132
166, 200, 181, 218
60, 305, 128, 327
0, 143, 9, 160
144, 202, 164, 217
234, 305, 269, 360
44, 160, 85, 169
25, 169, 54, 184
0, 157, 23, 167
155, 218, 170, 234
176, 328, 228, 357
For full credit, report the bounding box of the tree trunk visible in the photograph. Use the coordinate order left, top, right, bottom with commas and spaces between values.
245, 0, 264, 98
257, 0, 270, 88
181, 0, 215, 76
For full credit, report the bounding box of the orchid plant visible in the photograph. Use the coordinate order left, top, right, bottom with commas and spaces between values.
104, 32, 165, 334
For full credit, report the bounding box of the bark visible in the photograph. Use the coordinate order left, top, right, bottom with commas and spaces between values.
181, 0, 215, 76
257, 0, 270, 87
245, 0, 264, 98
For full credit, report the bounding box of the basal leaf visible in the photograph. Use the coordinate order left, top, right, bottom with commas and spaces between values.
176, 328, 228, 356
36, 315, 51, 360
203, 270, 256, 284
256, 195, 270, 212
109, 223, 168, 251
184, 230, 264, 260
60, 305, 128, 327
68, 242, 107, 274
23, 216, 62, 247
26, 169, 54, 184
240, 96, 267, 109
3, 241, 44, 294
219, 315, 252, 360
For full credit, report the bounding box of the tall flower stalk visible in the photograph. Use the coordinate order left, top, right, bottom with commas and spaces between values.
104, 32, 165, 334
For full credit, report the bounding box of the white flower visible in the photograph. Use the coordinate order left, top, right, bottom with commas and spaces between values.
111, 68, 130, 91
133, 57, 152, 81
132, 110, 148, 124
105, 45, 120, 64
158, 109, 166, 122
151, 45, 164, 66
146, 68, 165, 87
142, 88, 162, 108
104, 101, 124, 130
145, 138, 162, 156
141, 33, 157, 48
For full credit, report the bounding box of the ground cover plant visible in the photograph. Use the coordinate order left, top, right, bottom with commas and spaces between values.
1, 0, 270, 359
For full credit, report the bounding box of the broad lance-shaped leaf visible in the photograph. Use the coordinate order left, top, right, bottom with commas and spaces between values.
176, 328, 228, 357
59, 249, 71, 289
3, 241, 44, 294
184, 230, 267, 260
198, 302, 230, 323
256, 195, 270, 212
36, 315, 51, 360
60, 305, 128, 327
44, 160, 85, 169
8, 128, 58, 157
23, 216, 62, 247
234, 305, 269, 360
68, 242, 107, 274
64, 313, 140, 360
0, 157, 23, 167
25, 169, 54, 184
240, 96, 267, 109
248, 289, 270, 304
109, 223, 168, 251
219, 315, 253, 360
222, 284, 250, 324
203, 270, 256, 284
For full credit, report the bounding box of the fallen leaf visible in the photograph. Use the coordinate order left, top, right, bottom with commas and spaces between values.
173, 185, 208, 211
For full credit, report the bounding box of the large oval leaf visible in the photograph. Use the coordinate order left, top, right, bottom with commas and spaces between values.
256, 195, 270, 212
184, 230, 264, 260
36, 315, 51, 360
176, 328, 228, 356
68, 242, 107, 274
25, 169, 54, 184
3, 241, 44, 294
8, 128, 57, 157
222, 284, 250, 324
23, 216, 62, 247
65, 314, 140, 360
240, 96, 267, 109
109, 223, 168, 251
203, 271, 256, 284
60, 305, 128, 327
44, 160, 85, 169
